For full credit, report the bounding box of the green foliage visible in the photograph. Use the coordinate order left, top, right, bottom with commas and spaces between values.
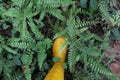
99, 0, 120, 27
0, 0, 120, 80
36, 38, 52, 70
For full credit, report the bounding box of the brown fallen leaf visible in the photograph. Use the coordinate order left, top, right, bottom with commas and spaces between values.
105, 44, 120, 58
4, 4, 10, 9
115, 40, 120, 45
109, 63, 120, 77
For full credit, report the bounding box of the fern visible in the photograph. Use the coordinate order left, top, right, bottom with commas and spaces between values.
113, 10, 120, 26
7, 38, 35, 49
11, 70, 23, 80
2, 45, 17, 55
99, 1, 110, 19
28, 19, 43, 40
78, 8, 89, 15
68, 46, 77, 73
67, 19, 77, 38
38, 47, 47, 70
87, 58, 119, 80
39, 0, 74, 8
21, 18, 27, 40
0, 36, 17, 55
99, 0, 115, 26
8, 41, 34, 49
87, 72, 102, 80
36, 38, 52, 70
73, 68, 103, 80
21, 49, 34, 80
0, 0, 120, 80
36, 0, 74, 21
0, 35, 4, 44
3, 8, 21, 18
2, 60, 15, 80
21, 49, 33, 65
87, 58, 112, 76
11, 0, 25, 7
75, 20, 99, 28
48, 9, 65, 21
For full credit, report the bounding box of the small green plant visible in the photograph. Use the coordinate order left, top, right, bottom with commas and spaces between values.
0, 0, 120, 80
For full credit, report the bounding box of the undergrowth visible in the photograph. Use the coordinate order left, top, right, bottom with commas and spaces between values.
0, 0, 120, 80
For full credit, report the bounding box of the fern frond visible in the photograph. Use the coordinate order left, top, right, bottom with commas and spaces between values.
36, 41, 46, 70
21, 49, 33, 80
3, 8, 21, 18
47, 9, 65, 21
87, 58, 119, 80
75, 20, 99, 28
21, 49, 33, 65
36, 38, 52, 70
8, 41, 33, 49
11, 0, 25, 7
113, 10, 120, 26
39, 0, 74, 8
67, 19, 77, 38
0, 4, 6, 17
28, 19, 43, 40
7, 38, 35, 49
78, 8, 89, 15
99, 1, 110, 19
38, 48, 47, 70
68, 46, 77, 73
99, 1, 115, 26
23, 66, 31, 80
21, 18, 27, 40
0, 35, 4, 43
0, 45, 2, 53
12, 70, 23, 80
2, 45, 17, 54
2, 60, 15, 80
25, 28, 35, 42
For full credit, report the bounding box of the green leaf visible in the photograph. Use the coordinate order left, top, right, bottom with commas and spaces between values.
14, 56, 22, 66
0, 67, 2, 73
48, 9, 65, 21
43, 62, 49, 70
21, 52, 33, 65
0, 61, 3, 73
7, 54, 13, 60
52, 57, 61, 62
38, 52, 47, 70
112, 28, 120, 40
63, 63, 67, 69
3, 8, 21, 18
23, 1, 37, 18
82, 34, 94, 41
0, 4, 6, 15
39, 11, 46, 21
2, 23, 10, 30
44, 38, 52, 49
79, 27, 88, 33
11, 0, 25, 7
90, 0, 97, 10
21, 18, 27, 40
0, 44, 2, 52
75, 54, 80, 62
80, 0, 88, 8
2, 45, 17, 54
23, 66, 31, 80
28, 19, 44, 40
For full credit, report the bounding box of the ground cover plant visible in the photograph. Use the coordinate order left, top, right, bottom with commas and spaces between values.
0, 0, 120, 80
